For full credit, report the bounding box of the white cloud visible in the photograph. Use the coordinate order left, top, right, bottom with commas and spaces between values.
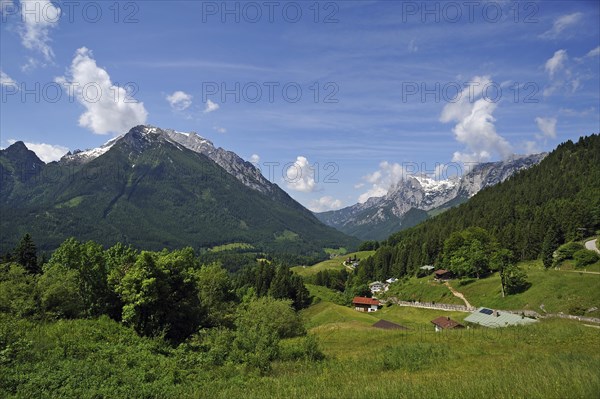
585, 46, 600, 58
285, 156, 317, 193
8, 139, 68, 162
213, 126, 226, 134
535, 117, 557, 139
545, 49, 568, 78
559, 107, 595, 117
249, 154, 260, 163
0, 70, 18, 89
166, 90, 192, 111
540, 12, 583, 39
19, 0, 61, 63
522, 140, 541, 155
309, 196, 343, 212
440, 76, 512, 163
56, 47, 148, 135
357, 161, 406, 203
204, 99, 219, 113
408, 39, 418, 53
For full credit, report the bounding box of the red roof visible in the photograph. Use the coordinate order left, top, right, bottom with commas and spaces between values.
434, 269, 450, 275
431, 316, 464, 329
352, 296, 380, 306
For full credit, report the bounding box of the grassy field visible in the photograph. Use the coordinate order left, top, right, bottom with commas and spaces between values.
448, 260, 600, 317
323, 247, 348, 256
3, 297, 599, 398
384, 276, 465, 305
208, 243, 254, 252
290, 251, 375, 277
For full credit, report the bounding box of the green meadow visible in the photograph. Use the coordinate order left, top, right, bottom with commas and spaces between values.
290, 251, 375, 277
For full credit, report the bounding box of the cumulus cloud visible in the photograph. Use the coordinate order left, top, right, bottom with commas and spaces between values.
0, 70, 18, 89
545, 49, 568, 78
585, 46, 600, 58
440, 76, 512, 163
535, 117, 557, 139
522, 140, 541, 155
18, 0, 61, 63
166, 91, 192, 111
249, 154, 260, 163
540, 12, 583, 39
309, 196, 343, 212
285, 156, 317, 193
204, 99, 219, 113
357, 161, 407, 203
56, 47, 148, 135
8, 139, 68, 162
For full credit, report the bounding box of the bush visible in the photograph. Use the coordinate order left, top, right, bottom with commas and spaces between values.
554, 242, 585, 264
573, 249, 600, 268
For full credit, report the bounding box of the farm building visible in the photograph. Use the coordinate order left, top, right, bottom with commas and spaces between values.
464, 308, 538, 328
352, 297, 380, 312
434, 269, 454, 281
431, 316, 464, 332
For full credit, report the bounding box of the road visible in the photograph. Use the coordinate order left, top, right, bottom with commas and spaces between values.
585, 239, 599, 254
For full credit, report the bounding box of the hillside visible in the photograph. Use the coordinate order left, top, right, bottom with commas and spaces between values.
0, 126, 358, 255
366, 134, 600, 275
290, 251, 375, 277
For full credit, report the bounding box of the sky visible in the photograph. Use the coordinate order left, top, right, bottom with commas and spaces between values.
1, 0, 599, 212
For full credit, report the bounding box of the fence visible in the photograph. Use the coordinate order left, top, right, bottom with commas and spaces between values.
387, 299, 600, 324
387, 298, 475, 312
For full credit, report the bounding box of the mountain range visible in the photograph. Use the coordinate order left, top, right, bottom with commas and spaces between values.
315, 153, 547, 240
0, 125, 358, 254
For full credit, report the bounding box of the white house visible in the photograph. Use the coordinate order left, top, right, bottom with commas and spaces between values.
369, 281, 386, 294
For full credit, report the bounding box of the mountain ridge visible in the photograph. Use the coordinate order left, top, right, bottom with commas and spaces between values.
316, 153, 547, 240
0, 125, 358, 254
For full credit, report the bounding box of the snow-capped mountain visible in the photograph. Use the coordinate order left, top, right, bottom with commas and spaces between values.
61, 125, 274, 195
2, 125, 357, 253
315, 153, 547, 240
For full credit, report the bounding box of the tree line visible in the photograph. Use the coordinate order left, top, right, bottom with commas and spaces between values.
0, 234, 318, 373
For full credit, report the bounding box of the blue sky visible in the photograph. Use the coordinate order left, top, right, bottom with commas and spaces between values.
1, 0, 599, 212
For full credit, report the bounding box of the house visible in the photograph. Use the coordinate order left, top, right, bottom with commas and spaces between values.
369, 281, 386, 294
464, 307, 538, 328
420, 265, 434, 271
433, 269, 453, 281
431, 316, 464, 332
372, 319, 409, 330
352, 296, 380, 312
386, 277, 398, 284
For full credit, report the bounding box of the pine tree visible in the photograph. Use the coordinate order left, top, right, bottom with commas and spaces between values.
14, 233, 39, 274
541, 226, 561, 268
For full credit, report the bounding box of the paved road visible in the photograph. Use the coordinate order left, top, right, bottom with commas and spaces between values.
585, 239, 599, 254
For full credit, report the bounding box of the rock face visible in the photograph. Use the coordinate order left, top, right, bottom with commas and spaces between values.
315, 153, 547, 240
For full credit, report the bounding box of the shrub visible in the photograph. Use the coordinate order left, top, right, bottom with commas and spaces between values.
554, 242, 585, 264
573, 249, 600, 268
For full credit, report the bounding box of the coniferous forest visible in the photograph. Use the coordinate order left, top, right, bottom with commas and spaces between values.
356, 135, 600, 281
